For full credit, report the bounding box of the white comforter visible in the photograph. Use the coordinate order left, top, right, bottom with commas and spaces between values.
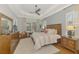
14, 38, 60, 54
31, 32, 61, 50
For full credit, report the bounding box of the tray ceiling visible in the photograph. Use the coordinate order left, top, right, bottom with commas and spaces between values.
8, 4, 71, 19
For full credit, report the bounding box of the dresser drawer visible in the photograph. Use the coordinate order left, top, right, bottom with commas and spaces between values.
61, 38, 68, 46
68, 39, 75, 45
68, 39, 75, 49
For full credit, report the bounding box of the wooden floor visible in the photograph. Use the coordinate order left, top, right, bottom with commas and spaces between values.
53, 43, 74, 54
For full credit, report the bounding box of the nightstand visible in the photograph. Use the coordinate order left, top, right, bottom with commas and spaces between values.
61, 36, 79, 53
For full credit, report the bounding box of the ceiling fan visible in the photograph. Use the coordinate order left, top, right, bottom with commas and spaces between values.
29, 5, 41, 15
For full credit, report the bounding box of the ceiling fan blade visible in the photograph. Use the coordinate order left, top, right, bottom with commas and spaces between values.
29, 5, 41, 15
36, 12, 40, 15
36, 8, 41, 12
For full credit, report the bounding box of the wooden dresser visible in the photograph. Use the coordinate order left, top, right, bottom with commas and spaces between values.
61, 36, 79, 53
0, 35, 11, 54
0, 32, 20, 54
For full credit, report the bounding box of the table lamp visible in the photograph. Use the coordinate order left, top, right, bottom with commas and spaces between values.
66, 26, 75, 38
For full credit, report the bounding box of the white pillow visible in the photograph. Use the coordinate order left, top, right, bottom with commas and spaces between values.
47, 29, 57, 35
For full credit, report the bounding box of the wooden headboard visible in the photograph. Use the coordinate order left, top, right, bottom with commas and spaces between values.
47, 24, 62, 35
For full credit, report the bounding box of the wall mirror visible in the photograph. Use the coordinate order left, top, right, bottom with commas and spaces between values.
0, 13, 13, 35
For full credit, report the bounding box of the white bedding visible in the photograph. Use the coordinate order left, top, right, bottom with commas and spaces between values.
31, 32, 61, 50
14, 29, 61, 54
14, 38, 60, 54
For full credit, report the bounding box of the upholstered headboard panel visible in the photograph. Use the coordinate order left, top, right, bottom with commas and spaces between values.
47, 24, 62, 35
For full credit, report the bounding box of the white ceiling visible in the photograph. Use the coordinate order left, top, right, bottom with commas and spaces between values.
8, 4, 71, 19
18, 4, 53, 14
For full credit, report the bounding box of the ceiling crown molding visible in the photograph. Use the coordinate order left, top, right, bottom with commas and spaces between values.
41, 4, 72, 19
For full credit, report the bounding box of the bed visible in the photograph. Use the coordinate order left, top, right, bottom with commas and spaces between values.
14, 24, 61, 54
14, 30, 61, 54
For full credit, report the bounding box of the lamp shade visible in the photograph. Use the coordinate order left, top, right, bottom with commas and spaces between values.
66, 26, 75, 30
